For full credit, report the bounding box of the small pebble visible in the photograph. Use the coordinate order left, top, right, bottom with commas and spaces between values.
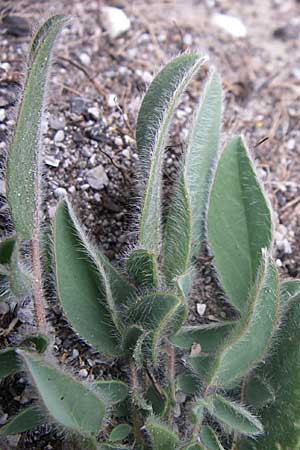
100, 6, 131, 39
79, 53, 91, 66
54, 187, 67, 198
54, 129, 65, 143
45, 155, 60, 167
86, 165, 109, 190
49, 116, 66, 130
88, 106, 101, 121
212, 13, 247, 38
0, 109, 6, 122
78, 368, 88, 378
196, 303, 206, 316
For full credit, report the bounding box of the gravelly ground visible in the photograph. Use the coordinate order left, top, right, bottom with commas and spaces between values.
0, 0, 300, 448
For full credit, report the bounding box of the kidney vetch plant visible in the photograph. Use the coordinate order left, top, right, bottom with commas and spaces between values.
0, 15, 300, 450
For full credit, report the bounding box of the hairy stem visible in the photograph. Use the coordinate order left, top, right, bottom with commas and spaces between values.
31, 225, 46, 332
166, 344, 176, 425
130, 360, 145, 449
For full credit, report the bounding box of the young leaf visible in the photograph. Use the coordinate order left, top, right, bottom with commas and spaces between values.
177, 369, 200, 395
20, 334, 48, 353
54, 200, 122, 356
280, 279, 300, 302
18, 350, 105, 436
200, 425, 225, 450
208, 136, 273, 313
208, 253, 279, 387
109, 423, 131, 442
239, 293, 300, 449
243, 376, 275, 410
9, 240, 32, 299
182, 444, 205, 450
0, 406, 44, 435
145, 385, 169, 417
92, 380, 129, 405
126, 248, 158, 288
6, 15, 68, 239
170, 321, 236, 351
200, 395, 263, 435
137, 53, 205, 254
0, 236, 16, 264
128, 292, 181, 361
163, 71, 222, 282
0, 348, 19, 378
145, 418, 179, 450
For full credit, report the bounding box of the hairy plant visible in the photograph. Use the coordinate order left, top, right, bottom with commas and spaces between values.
1, 14, 300, 450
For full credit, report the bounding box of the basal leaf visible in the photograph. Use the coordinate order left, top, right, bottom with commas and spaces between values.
54, 200, 122, 356
137, 53, 205, 253
6, 15, 68, 239
0, 348, 19, 379
19, 350, 105, 436
126, 248, 158, 288
209, 252, 279, 387
208, 136, 273, 313
201, 395, 263, 435
145, 418, 179, 450
170, 321, 235, 351
0, 406, 44, 435
92, 380, 129, 405
239, 293, 300, 449
128, 292, 180, 361
200, 425, 225, 450
109, 423, 131, 442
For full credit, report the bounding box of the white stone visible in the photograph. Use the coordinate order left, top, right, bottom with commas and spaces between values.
88, 106, 101, 120
107, 93, 117, 108
0, 109, 6, 122
54, 187, 67, 198
212, 13, 247, 38
100, 6, 131, 39
79, 52, 91, 66
45, 155, 60, 167
54, 129, 64, 143
196, 303, 206, 316
78, 368, 88, 378
86, 165, 109, 190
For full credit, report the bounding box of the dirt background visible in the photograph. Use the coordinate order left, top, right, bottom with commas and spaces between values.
0, 0, 300, 448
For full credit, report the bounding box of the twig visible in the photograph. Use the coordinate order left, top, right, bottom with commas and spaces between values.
57, 54, 105, 97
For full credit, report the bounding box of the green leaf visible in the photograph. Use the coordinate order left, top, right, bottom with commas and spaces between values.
280, 279, 300, 302
137, 53, 204, 253
122, 325, 144, 353
208, 136, 273, 313
109, 424, 131, 442
0, 406, 44, 435
181, 444, 205, 450
200, 425, 225, 450
18, 350, 105, 436
177, 370, 200, 395
208, 253, 279, 387
163, 176, 192, 285
239, 293, 300, 449
6, 15, 68, 239
0, 236, 16, 264
145, 418, 179, 450
201, 395, 263, 435
20, 334, 48, 353
126, 248, 158, 288
0, 348, 19, 378
145, 385, 169, 417
189, 354, 216, 385
243, 376, 275, 410
164, 71, 222, 281
128, 292, 181, 361
92, 380, 129, 405
54, 200, 122, 356
170, 321, 235, 351
9, 240, 32, 299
